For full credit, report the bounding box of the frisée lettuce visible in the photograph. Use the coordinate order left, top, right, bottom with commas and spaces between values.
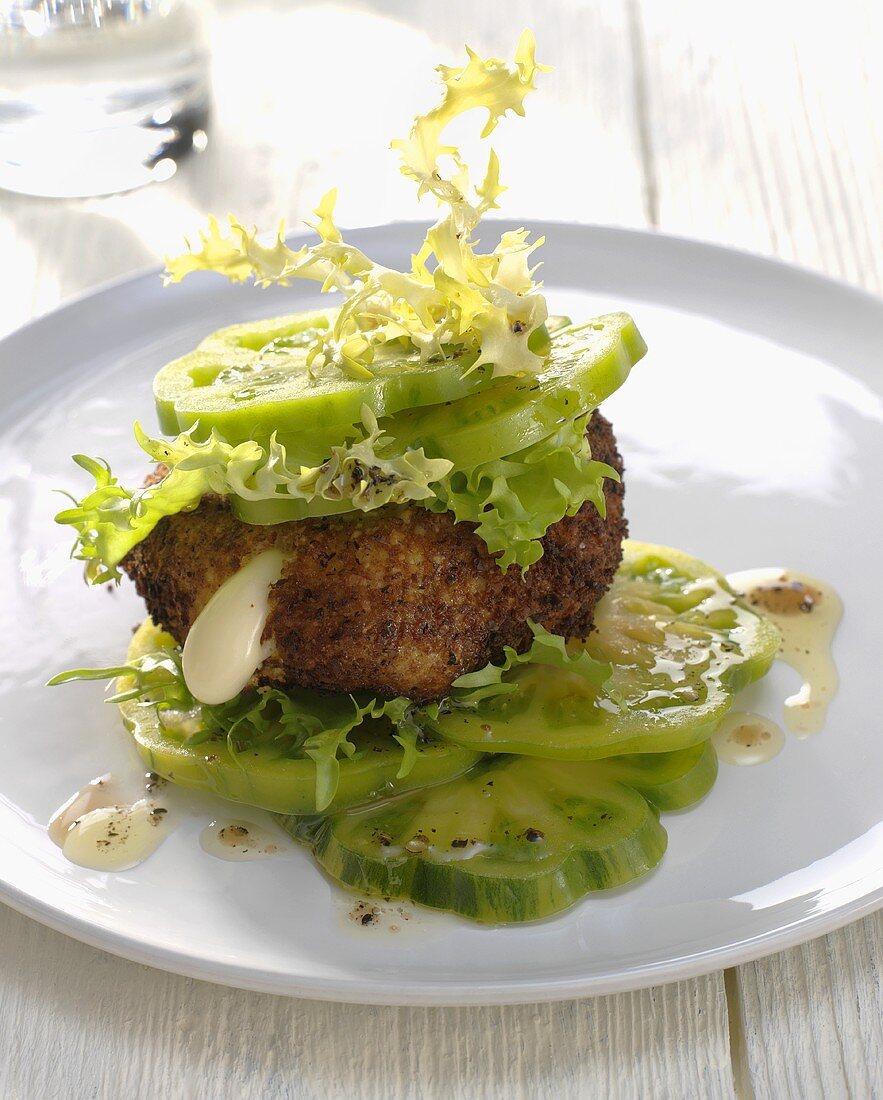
55, 407, 453, 583
48, 620, 607, 812
56, 32, 635, 582
426, 416, 618, 573
48, 639, 427, 813
165, 31, 551, 381
57, 406, 618, 581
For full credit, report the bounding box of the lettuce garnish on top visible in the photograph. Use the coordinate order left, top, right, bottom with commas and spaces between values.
57, 32, 641, 581
165, 31, 550, 380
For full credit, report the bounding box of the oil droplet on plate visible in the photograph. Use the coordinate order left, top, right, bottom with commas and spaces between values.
49, 772, 175, 871
347, 899, 415, 933
199, 819, 294, 862
713, 712, 785, 766
728, 568, 842, 735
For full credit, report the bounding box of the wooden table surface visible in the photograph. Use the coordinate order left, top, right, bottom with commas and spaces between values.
2, 2, 882, 1096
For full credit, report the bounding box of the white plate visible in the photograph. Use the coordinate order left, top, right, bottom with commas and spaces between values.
1, 222, 882, 1005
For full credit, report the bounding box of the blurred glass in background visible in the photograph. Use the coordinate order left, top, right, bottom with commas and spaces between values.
0, 0, 210, 198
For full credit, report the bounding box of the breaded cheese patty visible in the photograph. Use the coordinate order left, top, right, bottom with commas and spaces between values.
123, 412, 627, 702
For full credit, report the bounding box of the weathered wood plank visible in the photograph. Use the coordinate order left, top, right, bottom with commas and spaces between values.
636, 0, 883, 292
736, 921, 883, 1099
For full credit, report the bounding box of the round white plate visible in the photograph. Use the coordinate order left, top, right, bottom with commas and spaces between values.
1, 222, 881, 1005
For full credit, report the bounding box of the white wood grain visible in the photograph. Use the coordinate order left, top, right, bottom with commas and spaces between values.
737, 923, 883, 1099
0, 906, 734, 1100
633, 1, 883, 1093
635, 0, 883, 292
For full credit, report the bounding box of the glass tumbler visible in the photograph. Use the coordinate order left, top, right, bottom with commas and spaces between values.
0, 0, 210, 198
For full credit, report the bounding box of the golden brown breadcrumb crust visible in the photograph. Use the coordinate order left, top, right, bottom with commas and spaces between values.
123, 412, 627, 702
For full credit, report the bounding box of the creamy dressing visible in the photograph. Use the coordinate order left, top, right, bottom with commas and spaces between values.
48, 773, 123, 846
61, 801, 172, 872
712, 712, 785, 766
49, 771, 174, 871
198, 819, 294, 862
50, 774, 293, 870
649, 656, 687, 683
430, 840, 495, 863
681, 577, 737, 614
728, 568, 842, 735
182, 550, 284, 705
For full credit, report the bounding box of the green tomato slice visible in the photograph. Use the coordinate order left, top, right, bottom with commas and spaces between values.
155, 309, 332, 436
118, 621, 481, 815
230, 312, 646, 528
381, 312, 647, 468
153, 310, 564, 444
429, 541, 781, 759
280, 742, 717, 923
153, 312, 642, 477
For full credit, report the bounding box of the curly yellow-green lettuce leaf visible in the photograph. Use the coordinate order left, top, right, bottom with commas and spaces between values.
441, 620, 612, 709
425, 416, 618, 573
164, 32, 550, 380
57, 404, 617, 584
48, 643, 425, 812
56, 407, 453, 584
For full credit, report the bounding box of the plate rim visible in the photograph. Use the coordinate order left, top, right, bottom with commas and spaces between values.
2, 220, 882, 1005
2, 868, 883, 1005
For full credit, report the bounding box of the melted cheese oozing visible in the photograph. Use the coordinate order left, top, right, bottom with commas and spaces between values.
182, 550, 284, 705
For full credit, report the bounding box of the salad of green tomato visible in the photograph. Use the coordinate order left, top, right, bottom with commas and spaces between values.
153, 311, 640, 467
56, 311, 646, 581
82, 542, 778, 923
